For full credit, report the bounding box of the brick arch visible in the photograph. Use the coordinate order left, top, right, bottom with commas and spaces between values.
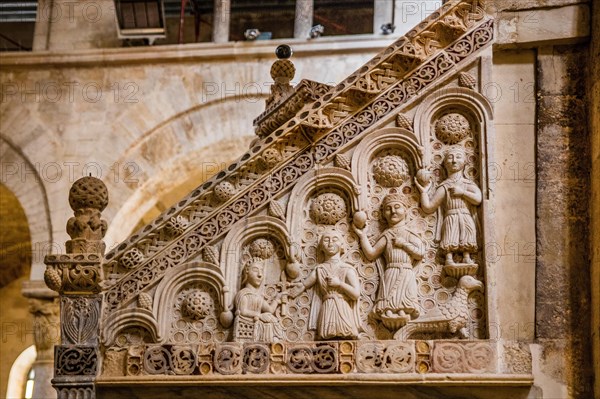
0, 135, 52, 281
103, 95, 264, 249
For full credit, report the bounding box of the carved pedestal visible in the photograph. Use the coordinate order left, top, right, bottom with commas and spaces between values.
44, 176, 108, 399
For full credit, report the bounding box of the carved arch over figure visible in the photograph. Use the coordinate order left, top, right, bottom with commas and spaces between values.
153, 261, 229, 338
413, 87, 494, 188
413, 85, 495, 329
101, 308, 160, 346
221, 215, 291, 306
286, 167, 366, 236
351, 127, 424, 192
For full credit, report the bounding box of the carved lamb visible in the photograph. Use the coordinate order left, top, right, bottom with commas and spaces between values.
394, 275, 484, 340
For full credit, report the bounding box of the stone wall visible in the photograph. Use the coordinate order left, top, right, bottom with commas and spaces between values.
589, 2, 600, 398
536, 44, 593, 397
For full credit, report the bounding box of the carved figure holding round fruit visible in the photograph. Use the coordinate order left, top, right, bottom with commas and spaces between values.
414, 145, 482, 266
352, 195, 424, 329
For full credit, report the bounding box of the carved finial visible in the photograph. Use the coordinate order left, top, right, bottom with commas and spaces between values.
265, 45, 296, 109
268, 200, 286, 220
66, 176, 108, 254
458, 72, 477, 89
334, 153, 351, 170
203, 246, 220, 265
396, 113, 413, 131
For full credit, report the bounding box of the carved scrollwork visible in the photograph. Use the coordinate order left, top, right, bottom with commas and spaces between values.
143, 346, 171, 375
55, 346, 97, 376
214, 344, 243, 375
287, 346, 313, 374
312, 345, 338, 373
171, 346, 197, 375
243, 344, 270, 374
45, 254, 102, 294
432, 341, 495, 373
381, 343, 414, 373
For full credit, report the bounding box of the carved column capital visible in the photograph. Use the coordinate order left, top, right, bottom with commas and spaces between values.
28, 297, 60, 361
44, 254, 103, 294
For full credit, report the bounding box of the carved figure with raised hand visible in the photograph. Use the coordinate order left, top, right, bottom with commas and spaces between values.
289, 230, 361, 340
352, 194, 424, 331
234, 258, 284, 342
414, 145, 482, 269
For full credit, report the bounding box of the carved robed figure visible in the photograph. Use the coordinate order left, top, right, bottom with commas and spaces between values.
353, 194, 424, 330
415, 145, 482, 266
290, 230, 362, 340
234, 258, 284, 341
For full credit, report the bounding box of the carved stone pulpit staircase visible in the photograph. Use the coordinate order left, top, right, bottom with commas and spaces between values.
44, 1, 534, 398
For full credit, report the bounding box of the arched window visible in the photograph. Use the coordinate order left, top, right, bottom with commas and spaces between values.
5, 346, 36, 399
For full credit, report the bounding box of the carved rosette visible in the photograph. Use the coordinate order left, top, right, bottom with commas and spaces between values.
259, 148, 283, 169
120, 247, 145, 270
309, 193, 348, 225
181, 290, 214, 320
372, 155, 410, 187
434, 112, 471, 144
213, 181, 236, 203
248, 238, 276, 259
165, 215, 189, 236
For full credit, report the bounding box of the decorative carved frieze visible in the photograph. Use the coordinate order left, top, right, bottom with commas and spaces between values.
41, 1, 535, 392
102, 16, 494, 316
105, 340, 502, 377
100, 1, 490, 290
